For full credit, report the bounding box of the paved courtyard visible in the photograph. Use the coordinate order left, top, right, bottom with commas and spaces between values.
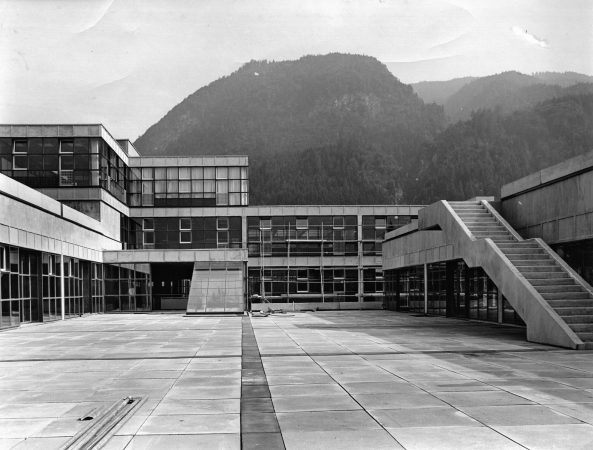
1, 311, 593, 449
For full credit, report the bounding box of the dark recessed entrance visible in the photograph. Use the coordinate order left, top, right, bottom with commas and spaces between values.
151, 263, 194, 310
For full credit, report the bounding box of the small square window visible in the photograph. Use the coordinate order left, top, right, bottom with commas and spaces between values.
13, 141, 28, 154
142, 167, 153, 179
296, 218, 308, 229
217, 217, 229, 230
60, 141, 74, 153
260, 219, 271, 230
217, 230, 229, 245
144, 231, 155, 245
143, 219, 154, 230
13, 155, 27, 170
333, 217, 344, 229
180, 231, 191, 243
180, 218, 191, 230
375, 217, 386, 229
179, 167, 191, 179
216, 167, 228, 180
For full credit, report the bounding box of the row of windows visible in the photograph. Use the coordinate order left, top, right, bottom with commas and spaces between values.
383, 262, 525, 326
129, 166, 248, 181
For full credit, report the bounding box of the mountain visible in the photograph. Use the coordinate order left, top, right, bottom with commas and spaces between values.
135, 53, 447, 204
411, 76, 477, 105
411, 71, 593, 123
533, 71, 593, 87
409, 94, 593, 203
135, 54, 445, 158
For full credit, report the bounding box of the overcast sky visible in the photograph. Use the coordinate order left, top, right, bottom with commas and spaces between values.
1, 0, 591, 141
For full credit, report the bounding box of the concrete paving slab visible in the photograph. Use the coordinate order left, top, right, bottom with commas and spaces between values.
276, 411, 382, 432
459, 405, 582, 426
369, 407, 481, 428
137, 414, 240, 435
125, 434, 240, 450
272, 395, 361, 412
388, 426, 525, 449
352, 393, 449, 409
281, 430, 403, 450
152, 399, 240, 415
493, 424, 593, 450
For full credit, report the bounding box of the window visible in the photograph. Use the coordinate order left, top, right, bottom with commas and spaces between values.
217, 217, 229, 230
296, 218, 308, 229
0, 246, 5, 271
180, 218, 191, 243
13, 141, 27, 153
60, 140, 74, 153
333, 216, 344, 228
143, 219, 155, 245
217, 230, 229, 247
13, 155, 27, 170
179, 167, 191, 179
260, 219, 271, 230
297, 269, 308, 292
375, 217, 386, 229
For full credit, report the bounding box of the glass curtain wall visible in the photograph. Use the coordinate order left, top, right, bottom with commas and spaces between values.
362, 215, 412, 256
127, 166, 248, 207
136, 216, 242, 250
0, 137, 128, 204
248, 267, 359, 303
384, 261, 524, 326
104, 263, 151, 312
1, 246, 40, 328
247, 216, 358, 257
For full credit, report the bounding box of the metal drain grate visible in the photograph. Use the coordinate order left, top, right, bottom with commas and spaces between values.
59, 396, 145, 450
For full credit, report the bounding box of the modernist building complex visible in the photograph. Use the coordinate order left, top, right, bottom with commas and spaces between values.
2, 123, 593, 350
0, 124, 419, 329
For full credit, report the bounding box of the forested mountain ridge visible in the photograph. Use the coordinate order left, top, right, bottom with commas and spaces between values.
135, 54, 446, 159
409, 94, 593, 203
134, 54, 593, 205
412, 71, 593, 123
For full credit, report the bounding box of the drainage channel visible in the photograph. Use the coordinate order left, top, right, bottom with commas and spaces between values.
58, 396, 145, 450
241, 315, 286, 450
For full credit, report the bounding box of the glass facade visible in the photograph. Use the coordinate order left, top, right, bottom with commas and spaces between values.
0, 247, 39, 329
363, 215, 412, 256
0, 137, 128, 203
127, 165, 248, 207
247, 216, 359, 257
187, 263, 244, 313
0, 137, 249, 208
384, 261, 525, 326
132, 216, 242, 250
104, 263, 151, 312
248, 267, 360, 303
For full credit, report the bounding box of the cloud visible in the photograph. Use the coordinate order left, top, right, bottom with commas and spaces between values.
512, 26, 549, 48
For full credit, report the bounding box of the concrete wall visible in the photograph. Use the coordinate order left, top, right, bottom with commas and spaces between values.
501, 151, 593, 244
0, 176, 121, 261
103, 249, 248, 264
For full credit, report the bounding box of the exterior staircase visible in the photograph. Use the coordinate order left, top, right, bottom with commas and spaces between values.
448, 201, 593, 346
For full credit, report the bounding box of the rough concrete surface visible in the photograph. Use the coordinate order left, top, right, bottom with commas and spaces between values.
1, 311, 593, 449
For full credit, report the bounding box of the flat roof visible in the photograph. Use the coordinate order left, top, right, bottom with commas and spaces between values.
501, 149, 593, 199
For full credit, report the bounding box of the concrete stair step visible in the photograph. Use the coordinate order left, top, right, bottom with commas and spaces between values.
548, 299, 593, 307
513, 260, 557, 266
576, 333, 593, 342
496, 242, 539, 248
520, 269, 567, 276
541, 292, 591, 300
506, 254, 553, 261
554, 307, 593, 315
569, 324, 593, 333
529, 278, 576, 286
501, 248, 546, 255
560, 315, 593, 324
472, 231, 513, 236
490, 237, 518, 242
535, 285, 585, 293
467, 225, 506, 230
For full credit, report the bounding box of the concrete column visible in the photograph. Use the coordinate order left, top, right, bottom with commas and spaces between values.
424, 263, 428, 315
497, 290, 503, 323
60, 254, 65, 320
